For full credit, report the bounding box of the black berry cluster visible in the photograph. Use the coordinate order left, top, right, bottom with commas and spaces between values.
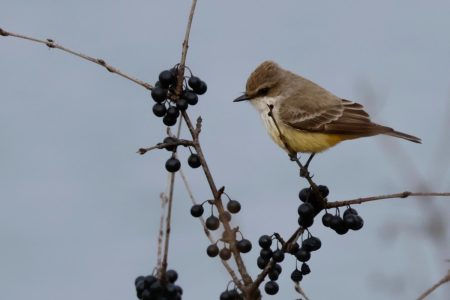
161, 136, 202, 173
219, 287, 242, 300
322, 206, 364, 235
135, 270, 182, 300
151, 66, 207, 126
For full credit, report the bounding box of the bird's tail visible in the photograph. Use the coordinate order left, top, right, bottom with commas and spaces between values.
385, 130, 421, 143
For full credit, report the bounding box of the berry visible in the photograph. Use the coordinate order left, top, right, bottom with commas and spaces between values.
151, 87, 168, 102
322, 212, 333, 227
149, 280, 163, 293
318, 185, 329, 197
141, 289, 151, 300
176, 98, 189, 111
220, 290, 232, 300
136, 280, 146, 296
295, 248, 311, 262
134, 276, 145, 286
143, 275, 157, 287
272, 249, 285, 262
188, 76, 202, 91
264, 281, 279, 295
329, 215, 343, 230
165, 157, 181, 173
163, 137, 177, 151
166, 283, 178, 296
152, 103, 166, 117
187, 154, 201, 168
288, 242, 300, 254
219, 247, 231, 260
301, 263, 311, 275
351, 215, 364, 230
298, 215, 314, 228
343, 213, 357, 228
302, 236, 321, 252
182, 90, 198, 105
268, 270, 279, 281
166, 269, 178, 283
159, 70, 176, 87
206, 244, 219, 257
190, 204, 204, 217
227, 200, 241, 214
205, 215, 220, 230
237, 239, 252, 253
166, 106, 180, 118
260, 248, 273, 260
273, 263, 282, 274
343, 207, 358, 217
258, 235, 272, 249
196, 81, 207, 95
163, 115, 177, 126
298, 188, 310, 202
291, 269, 303, 282
298, 203, 315, 219
257, 256, 269, 269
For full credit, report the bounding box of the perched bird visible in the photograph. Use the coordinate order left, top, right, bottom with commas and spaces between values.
234, 61, 420, 164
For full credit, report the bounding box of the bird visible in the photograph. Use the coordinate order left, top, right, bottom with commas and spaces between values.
233, 61, 421, 165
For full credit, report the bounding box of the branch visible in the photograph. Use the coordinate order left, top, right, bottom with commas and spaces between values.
417, 269, 450, 300
137, 139, 194, 155
327, 192, 450, 208
0, 27, 153, 90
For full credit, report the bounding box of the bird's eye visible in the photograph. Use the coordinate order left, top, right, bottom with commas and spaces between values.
258, 87, 270, 96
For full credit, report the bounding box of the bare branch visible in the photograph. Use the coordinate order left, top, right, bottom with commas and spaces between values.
156, 193, 168, 270
417, 269, 450, 300
0, 27, 153, 90
327, 192, 450, 208
137, 139, 194, 155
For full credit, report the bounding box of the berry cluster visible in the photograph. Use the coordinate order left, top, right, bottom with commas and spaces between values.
135, 270, 182, 300
151, 67, 207, 126
161, 136, 202, 173
219, 288, 242, 300
322, 206, 364, 234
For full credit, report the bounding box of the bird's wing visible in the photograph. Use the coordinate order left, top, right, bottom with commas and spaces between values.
280, 98, 392, 136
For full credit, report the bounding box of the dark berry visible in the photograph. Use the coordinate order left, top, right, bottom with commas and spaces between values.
237, 239, 252, 253
176, 98, 189, 111
343, 207, 359, 217
227, 200, 241, 214
152, 103, 166, 117
149, 280, 163, 293
135, 276, 145, 287
258, 235, 272, 249
166, 283, 178, 296
196, 81, 207, 95
190, 204, 204, 217
329, 215, 343, 230
188, 76, 202, 91
299, 188, 310, 202
301, 263, 311, 275
298, 215, 314, 228
302, 236, 321, 252
187, 154, 201, 168
220, 290, 232, 300
205, 215, 220, 230
257, 256, 269, 269
227, 289, 239, 299
351, 215, 364, 230
163, 115, 177, 126
136, 280, 146, 296
291, 269, 303, 282
206, 244, 219, 257
260, 248, 273, 260
295, 248, 311, 262
264, 281, 279, 295
298, 203, 315, 219
159, 70, 176, 87
143, 275, 157, 287
166, 106, 180, 118
151, 86, 168, 103
163, 137, 177, 151
322, 212, 333, 227
268, 270, 279, 281
272, 249, 285, 262
318, 185, 329, 197
219, 247, 231, 260
166, 269, 178, 283
344, 213, 357, 228
182, 90, 198, 105
165, 157, 181, 173
141, 289, 151, 300
273, 263, 282, 274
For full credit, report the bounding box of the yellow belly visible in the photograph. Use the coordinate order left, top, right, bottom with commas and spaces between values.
268, 123, 347, 153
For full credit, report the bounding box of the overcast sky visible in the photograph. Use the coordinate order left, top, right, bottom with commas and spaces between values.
1, 1, 449, 299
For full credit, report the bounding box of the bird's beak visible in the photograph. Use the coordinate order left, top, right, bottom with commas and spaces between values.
233, 94, 250, 102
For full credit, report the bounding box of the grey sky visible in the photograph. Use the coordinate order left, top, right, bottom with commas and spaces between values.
1, 1, 449, 299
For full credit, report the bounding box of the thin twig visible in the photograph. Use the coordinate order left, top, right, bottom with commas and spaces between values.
160, 120, 183, 280
156, 193, 168, 270
0, 28, 153, 90
137, 139, 194, 155
327, 192, 450, 208
178, 169, 241, 285
294, 282, 311, 300
416, 270, 450, 300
